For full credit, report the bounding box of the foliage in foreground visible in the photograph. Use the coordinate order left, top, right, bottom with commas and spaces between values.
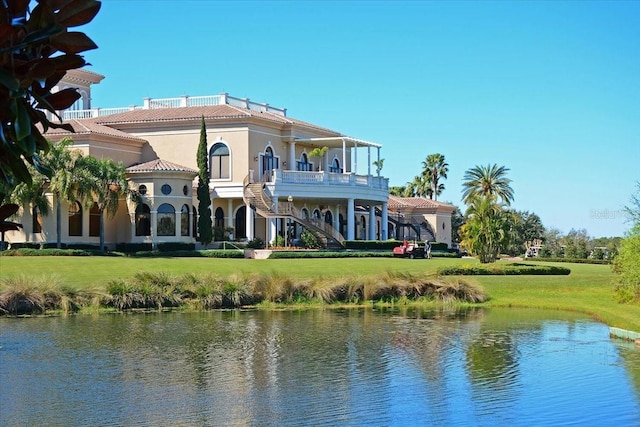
1, 271, 487, 315
613, 226, 640, 303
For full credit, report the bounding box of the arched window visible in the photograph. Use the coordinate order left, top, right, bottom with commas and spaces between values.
181, 204, 190, 236
325, 210, 333, 226
68, 202, 82, 236
157, 203, 175, 236
192, 206, 198, 239
339, 213, 345, 237
298, 153, 311, 171
89, 203, 100, 237
135, 204, 151, 236
360, 215, 366, 240
209, 143, 230, 179
214, 207, 224, 228
32, 206, 42, 233
301, 208, 309, 220
330, 158, 342, 173
235, 206, 246, 239
313, 209, 321, 220
261, 146, 279, 178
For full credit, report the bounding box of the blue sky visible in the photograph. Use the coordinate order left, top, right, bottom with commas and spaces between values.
82, 1, 639, 237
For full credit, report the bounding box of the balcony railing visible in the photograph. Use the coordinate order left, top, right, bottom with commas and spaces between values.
274, 170, 388, 190
61, 93, 287, 120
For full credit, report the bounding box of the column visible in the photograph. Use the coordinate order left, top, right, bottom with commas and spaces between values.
245, 202, 254, 240
289, 141, 296, 171
334, 204, 340, 234
269, 218, 277, 246
150, 210, 157, 250
368, 205, 375, 241
381, 202, 388, 240
347, 198, 355, 240
226, 199, 233, 228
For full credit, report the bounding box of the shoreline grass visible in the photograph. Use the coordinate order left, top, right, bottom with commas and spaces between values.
1, 256, 638, 331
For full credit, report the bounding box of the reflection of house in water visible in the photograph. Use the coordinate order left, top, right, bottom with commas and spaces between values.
7, 70, 455, 249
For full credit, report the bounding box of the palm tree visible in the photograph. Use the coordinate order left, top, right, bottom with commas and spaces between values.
421, 153, 448, 200
76, 156, 133, 251
42, 139, 84, 248
460, 194, 512, 263
462, 164, 514, 206
406, 175, 431, 198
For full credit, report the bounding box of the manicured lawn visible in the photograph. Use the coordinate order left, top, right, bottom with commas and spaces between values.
1, 255, 638, 331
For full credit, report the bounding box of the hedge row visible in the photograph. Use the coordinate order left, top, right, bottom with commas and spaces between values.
438, 263, 571, 276
268, 250, 393, 259
531, 257, 610, 265
343, 240, 451, 251
0, 248, 96, 256
130, 250, 243, 258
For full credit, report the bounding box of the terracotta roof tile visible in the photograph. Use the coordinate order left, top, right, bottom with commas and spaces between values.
126, 158, 197, 174
92, 104, 340, 135
45, 119, 147, 143
388, 195, 456, 210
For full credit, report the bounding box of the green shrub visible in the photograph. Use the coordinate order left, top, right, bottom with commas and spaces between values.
0, 248, 93, 256
438, 263, 571, 276
300, 231, 319, 249
429, 242, 449, 251
157, 242, 196, 252
246, 237, 265, 249
8, 242, 41, 249
343, 240, 402, 250
534, 257, 609, 265
116, 242, 153, 253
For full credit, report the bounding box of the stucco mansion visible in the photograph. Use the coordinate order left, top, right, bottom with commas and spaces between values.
6, 70, 455, 250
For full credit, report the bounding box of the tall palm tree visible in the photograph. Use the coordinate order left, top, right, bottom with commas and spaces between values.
421, 153, 448, 200
76, 156, 133, 251
462, 164, 514, 206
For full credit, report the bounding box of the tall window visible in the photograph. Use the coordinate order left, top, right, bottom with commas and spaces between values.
325, 210, 333, 226
32, 206, 42, 233
192, 206, 198, 239
297, 153, 311, 171
157, 203, 175, 236
181, 204, 190, 236
261, 146, 278, 178
235, 206, 246, 239
313, 209, 321, 220
136, 204, 151, 237
214, 207, 224, 228
68, 202, 82, 236
209, 143, 230, 179
89, 203, 100, 237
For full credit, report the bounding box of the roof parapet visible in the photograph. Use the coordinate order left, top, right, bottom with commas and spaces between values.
63, 93, 287, 120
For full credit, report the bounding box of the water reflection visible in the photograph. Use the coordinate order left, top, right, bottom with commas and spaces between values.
1, 308, 639, 426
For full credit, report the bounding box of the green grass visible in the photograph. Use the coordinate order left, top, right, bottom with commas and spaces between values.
1, 256, 638, 331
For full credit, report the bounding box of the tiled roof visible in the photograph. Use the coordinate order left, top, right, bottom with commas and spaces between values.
388, 195, 456, 211
93, 104, 340, 135
126, 158, 197, 174
45, 119, 147, 143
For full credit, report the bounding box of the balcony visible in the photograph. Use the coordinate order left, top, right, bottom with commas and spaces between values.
256, 169, 388, 202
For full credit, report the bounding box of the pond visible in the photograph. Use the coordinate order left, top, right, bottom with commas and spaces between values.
1, 307, 639, 426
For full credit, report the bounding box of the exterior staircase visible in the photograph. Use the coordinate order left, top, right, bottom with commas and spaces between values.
243, 177, 344, 249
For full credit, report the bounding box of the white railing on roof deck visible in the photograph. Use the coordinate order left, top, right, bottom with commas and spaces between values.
60, 93, 287, 120
62, 106, 141, 120
275, 170, 388, 190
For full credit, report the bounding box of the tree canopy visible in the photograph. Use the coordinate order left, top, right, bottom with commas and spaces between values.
462, 164, 514, 206
0, 0, 101, 190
